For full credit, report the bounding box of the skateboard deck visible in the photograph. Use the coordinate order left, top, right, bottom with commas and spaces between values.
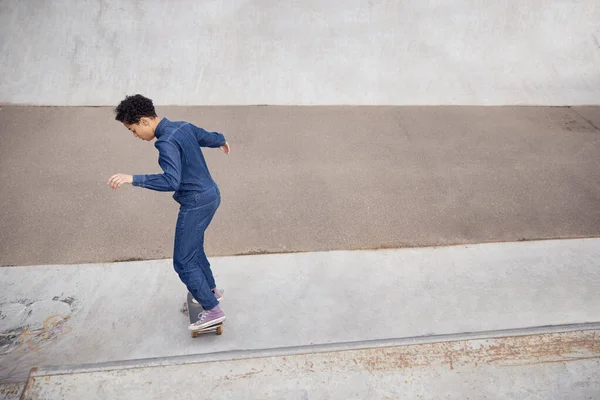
186, 291, 223, 337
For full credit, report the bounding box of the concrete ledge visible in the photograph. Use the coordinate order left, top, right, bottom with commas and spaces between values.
27, 322, 600, 378
21, 328, 600, 400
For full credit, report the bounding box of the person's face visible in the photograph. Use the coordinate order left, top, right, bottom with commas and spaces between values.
124, 117, 155, 141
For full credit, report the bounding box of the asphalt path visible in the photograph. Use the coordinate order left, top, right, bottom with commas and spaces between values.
0, 105, 598, 266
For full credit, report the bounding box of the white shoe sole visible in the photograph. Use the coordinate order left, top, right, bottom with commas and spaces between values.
188, 316, 226, 331
191, 293, 223, 304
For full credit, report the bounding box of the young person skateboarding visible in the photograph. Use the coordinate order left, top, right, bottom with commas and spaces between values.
107, 94, 230, 331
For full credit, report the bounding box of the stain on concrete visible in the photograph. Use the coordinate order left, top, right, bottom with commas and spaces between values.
110, 257, 147, 263
51, 296, 76, 306
571, 108, 600, 132
562, 112, 598, 133
180, 302, 188, 316
0, 328, 24, 357
346, 331, 600, 373
15, 314, 73, 354
15, 300, 35, 308
228, 330, 600, 379
0, 297, 76, 358
0, 382, 25, 399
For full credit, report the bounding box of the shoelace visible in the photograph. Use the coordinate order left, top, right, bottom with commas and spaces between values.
197, 311, 208, 322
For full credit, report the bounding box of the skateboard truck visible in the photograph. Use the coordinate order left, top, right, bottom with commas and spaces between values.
190, 322, 223, 338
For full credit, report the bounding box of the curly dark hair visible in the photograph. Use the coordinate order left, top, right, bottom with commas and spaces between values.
114, 94, 157, 124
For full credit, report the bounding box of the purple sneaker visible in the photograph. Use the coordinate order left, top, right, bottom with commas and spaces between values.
188, 306, 226, 331
212, 288, 224, 301
191, 288, 223, 305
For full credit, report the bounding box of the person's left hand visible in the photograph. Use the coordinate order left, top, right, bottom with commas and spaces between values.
107, 173, 133, 189
220, 142, 231, 155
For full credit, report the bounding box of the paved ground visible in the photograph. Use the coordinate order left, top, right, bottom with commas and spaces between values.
0, 106, 599, 266
2, 2, 599, 397
2, 238, 599, 383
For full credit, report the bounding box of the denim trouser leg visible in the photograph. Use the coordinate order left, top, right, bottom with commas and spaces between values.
173, 188, 221, 310
195, 234, 217, 290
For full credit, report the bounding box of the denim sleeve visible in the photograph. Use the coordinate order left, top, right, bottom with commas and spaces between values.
189, 123, 226, 148
132, 140, 182, 191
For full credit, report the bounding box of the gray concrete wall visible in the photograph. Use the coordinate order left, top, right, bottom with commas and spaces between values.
1, 0, 599, 106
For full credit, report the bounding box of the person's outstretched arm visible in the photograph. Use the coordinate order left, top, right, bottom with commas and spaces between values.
108, 141, 182, 191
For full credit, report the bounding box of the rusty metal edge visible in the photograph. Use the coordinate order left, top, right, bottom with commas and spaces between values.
18, 367, 37, 400
26, 322, 600, 379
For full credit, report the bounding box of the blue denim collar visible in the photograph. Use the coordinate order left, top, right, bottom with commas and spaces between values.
154, 118, 168, 138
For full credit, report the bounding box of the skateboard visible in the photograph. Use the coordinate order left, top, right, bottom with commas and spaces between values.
186, 291, 223, 337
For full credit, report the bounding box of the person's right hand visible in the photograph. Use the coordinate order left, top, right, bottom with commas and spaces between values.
107, 173, 133, 189
220, 142, 230, 155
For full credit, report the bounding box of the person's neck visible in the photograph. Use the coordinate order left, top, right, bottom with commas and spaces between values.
150, 117, 163, 134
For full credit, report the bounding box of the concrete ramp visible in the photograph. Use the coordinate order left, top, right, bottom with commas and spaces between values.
19, 325, 600, 399
2, 238, 600, 385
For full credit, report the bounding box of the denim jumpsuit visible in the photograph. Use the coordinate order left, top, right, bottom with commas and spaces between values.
132, 118, 225, 310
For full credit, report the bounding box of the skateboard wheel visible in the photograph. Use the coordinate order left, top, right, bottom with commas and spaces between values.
191, 332, 197, 338
216, 326, 223, 335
